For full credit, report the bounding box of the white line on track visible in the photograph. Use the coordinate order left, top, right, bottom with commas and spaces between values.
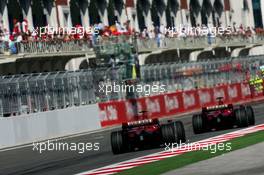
77, 124, 264, 175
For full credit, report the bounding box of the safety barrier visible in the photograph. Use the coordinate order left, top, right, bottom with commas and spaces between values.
0, 70, 97, 117
136, 35, 264, 51
95, 35, 132, 46
1, 55, 264, 117
98, 81, 263, 127
138, 55, 264, 93
0, 104, 101, 149
3, 34, 264, 55
0, 80, 262, 149
16, 39, 93, 54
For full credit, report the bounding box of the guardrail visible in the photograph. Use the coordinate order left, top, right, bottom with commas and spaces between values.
2, 35, 264, 55
0, 55, 263, 117
16, 39, 93, 54
136, 35, 264, 52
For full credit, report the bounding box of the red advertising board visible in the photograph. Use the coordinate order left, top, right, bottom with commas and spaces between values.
197, 88, 214, 107
98, 82, 263, 127
99, 101, 126, 127
163, 91, 184, 115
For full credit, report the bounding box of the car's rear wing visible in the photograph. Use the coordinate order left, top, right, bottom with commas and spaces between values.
203, 104, 233, 112
122, 119, 159, 129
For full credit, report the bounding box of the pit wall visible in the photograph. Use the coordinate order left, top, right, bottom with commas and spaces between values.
1, 82, 263, 150
98, 82, 263, 127
0, 104, 101, 149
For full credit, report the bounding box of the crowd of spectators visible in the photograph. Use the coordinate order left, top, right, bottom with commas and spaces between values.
1, 18, 264, 55
138, 22, 261, 46
0, 19, 132, 42
0, 19, 135, 54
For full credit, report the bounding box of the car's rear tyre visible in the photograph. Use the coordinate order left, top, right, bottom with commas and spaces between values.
246, 106, 255, 126
161, 121, 186, 144
192, 114, 205, 134
161, 124, 175, 144
172, 121, 186, 143
235, 107, 248, 127
111, 131, 126, 154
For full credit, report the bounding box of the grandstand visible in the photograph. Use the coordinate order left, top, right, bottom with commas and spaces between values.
0, 0, 264, 118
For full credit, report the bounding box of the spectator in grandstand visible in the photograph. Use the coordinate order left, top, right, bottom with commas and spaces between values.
0, 29, 9, 54
0, 29, 3, 42
232, 22, 237, 33
133, 53, 140, 78
2, 17, 263, 55
21, 19, 29, 34
0, 20, 3, 34
13, 19, 21, 35
16, 33, 23, 43
160, 23, 165, 35
245, 26, 253, 37
109, 54, 117, 68
207, 31, 213, 45
156, 31, 162, 48
141, 28, 148, 38
0, 33, 3, 54
178, 27, 187, 38
9, 35, 17, 54
148, 29, 155, 39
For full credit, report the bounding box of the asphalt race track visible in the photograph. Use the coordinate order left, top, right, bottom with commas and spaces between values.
0, 101, 263, 175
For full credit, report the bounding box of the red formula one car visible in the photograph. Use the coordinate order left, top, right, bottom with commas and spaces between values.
111, 111, 186, 154
192, 97, 255, 134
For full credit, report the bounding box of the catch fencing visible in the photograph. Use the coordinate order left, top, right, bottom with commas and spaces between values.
138, 55, 264, 96
0, 70, 96, 117
0, 55, 264, 117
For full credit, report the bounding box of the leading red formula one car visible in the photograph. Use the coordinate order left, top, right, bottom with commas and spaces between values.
111, 111, 186, 154
192, 97, 255, 134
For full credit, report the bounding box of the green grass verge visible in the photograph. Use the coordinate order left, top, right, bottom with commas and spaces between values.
117, 131, 264, 175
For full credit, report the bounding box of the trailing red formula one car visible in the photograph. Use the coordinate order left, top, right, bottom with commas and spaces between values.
192, 97, 255, 134
111, 111, 186, 154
